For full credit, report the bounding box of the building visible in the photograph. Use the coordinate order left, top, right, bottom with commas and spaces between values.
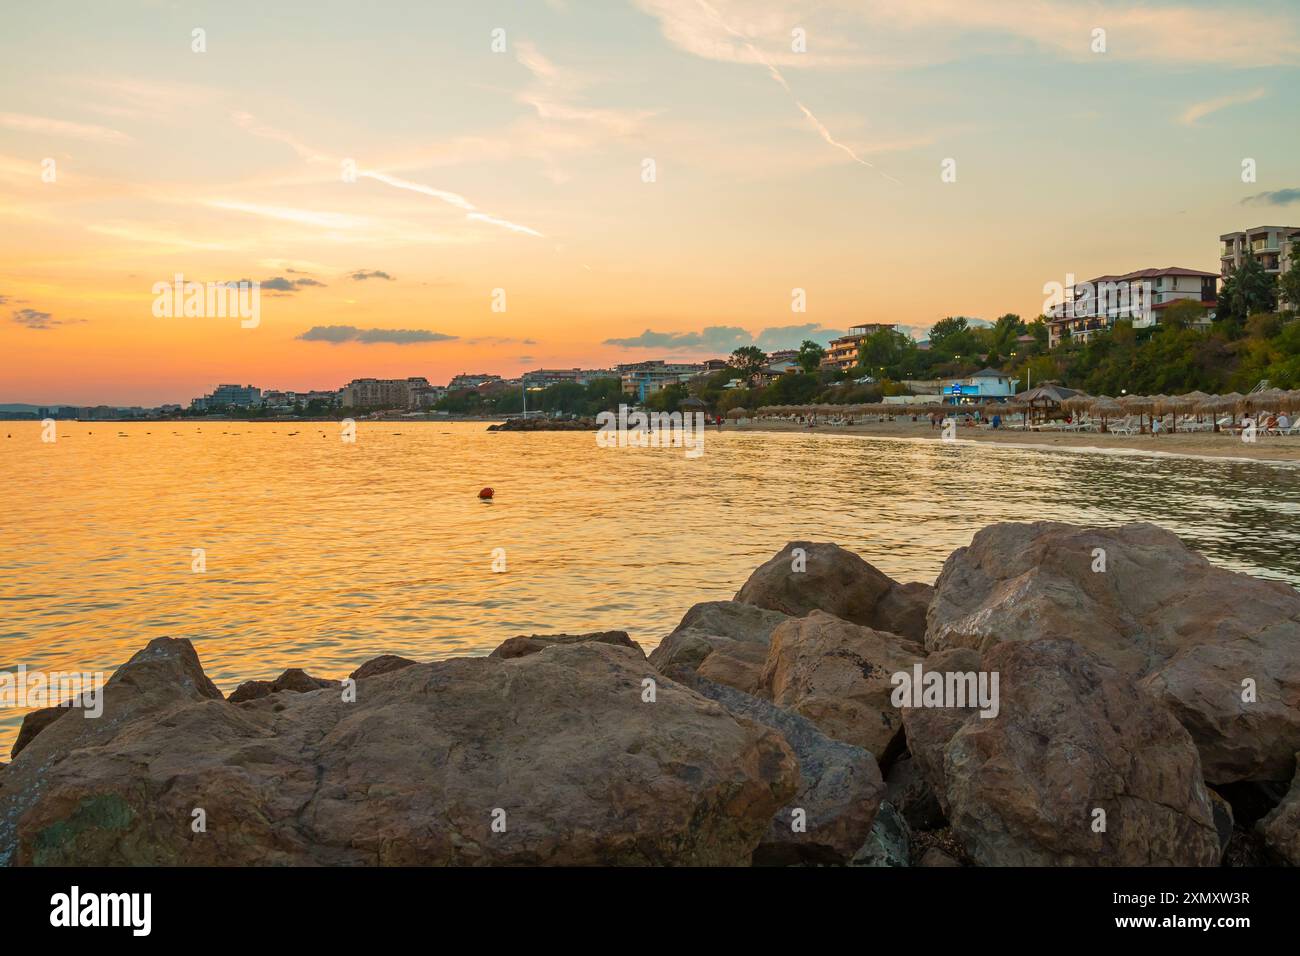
448, 373, 502, 390
191, 384, 262, 410
1220, 225, 1300, 308
822, 324, 896, 371
1046, 267, 1217, 348
942, 368, 1019, 404
615, 360, 706, 401
520, 368, 616, 388
339, 377, 429, 409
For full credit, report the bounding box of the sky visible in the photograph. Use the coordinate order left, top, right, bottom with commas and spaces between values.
2, 0, 1299, 406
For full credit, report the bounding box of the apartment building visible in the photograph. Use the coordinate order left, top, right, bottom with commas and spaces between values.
339, 377, 430, 408
616, 360, 706, 401
821, 324, 896, 371
1046, 267, 1216, 348
521, 368, 616, 388
191, 384, 262, 410
1220, 225, 1300, 308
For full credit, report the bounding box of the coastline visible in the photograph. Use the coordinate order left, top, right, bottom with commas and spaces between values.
726, 417, 1300, 464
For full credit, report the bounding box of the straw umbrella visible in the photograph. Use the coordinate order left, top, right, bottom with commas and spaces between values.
1119, 393, 1152, 433
1088, 396, 1122, 432
725, 406, 749, 420
1157, 394, 1194, 433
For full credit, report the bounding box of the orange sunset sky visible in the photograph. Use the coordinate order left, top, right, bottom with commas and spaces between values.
3, 0, 1300, 406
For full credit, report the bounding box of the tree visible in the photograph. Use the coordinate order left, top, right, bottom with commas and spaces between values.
991, 313, 1026, 352
1158, 299, 1206, 330
796, 339, 826, 373
928, 316, 969, 350
730, 345, 766, 377
1280, 252, 1300, 314
1221, 255, 1278, 324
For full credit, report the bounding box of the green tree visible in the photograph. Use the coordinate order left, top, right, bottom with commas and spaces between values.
730, 345, 766, 377
1279, 252, 1300, 314
1221, 255, 1278, 324
796, 339, 826, 373
928, 316, 969, 351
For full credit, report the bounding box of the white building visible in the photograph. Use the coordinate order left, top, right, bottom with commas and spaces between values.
1046, 267, 1217, 348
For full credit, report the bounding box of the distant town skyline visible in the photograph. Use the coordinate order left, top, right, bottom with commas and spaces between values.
4, 1, 1300, 405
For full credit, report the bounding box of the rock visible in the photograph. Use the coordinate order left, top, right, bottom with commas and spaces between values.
1208, 789, 1235, 858
851, 801, 910, 867
0, 640, 797, 866
228, 667, 340, 703
10, 706, 69, 759
903, 640, 1222, 866
348, 655, 417, 681
489, 630, 642, 660
682, 673, 883, 866
735, 542, 933, 641
648, 601, 791, 694
1259, 754, 1300, 865
884, 755, 946, 831
759, 610, 924, 756
918, 847, 962, 867
925, 521, 1300, 784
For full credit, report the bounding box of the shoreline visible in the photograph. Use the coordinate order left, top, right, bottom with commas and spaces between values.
726, 418, 1300, 464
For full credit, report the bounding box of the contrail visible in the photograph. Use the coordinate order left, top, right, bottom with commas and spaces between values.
695, 0, 900, 185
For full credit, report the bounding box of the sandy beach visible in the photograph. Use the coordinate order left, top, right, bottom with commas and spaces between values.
727, 417, 1300, 463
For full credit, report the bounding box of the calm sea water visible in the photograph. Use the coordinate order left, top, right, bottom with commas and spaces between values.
3, 420, 1299, 753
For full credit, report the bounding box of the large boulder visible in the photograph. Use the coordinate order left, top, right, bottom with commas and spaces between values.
648, 601, 791, 694
489, 631, 642, 660
1259, 755, 1300, 865
759, 610, 924, 756
678, 672, 883, 866
735, 542, 933, 641
926, 521, 1300, 783
0, 639, 797, 866
903, 640, 1222, 866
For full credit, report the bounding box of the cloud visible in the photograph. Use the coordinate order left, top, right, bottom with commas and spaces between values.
1242, 188, 1300, 207
605, 323, 844, 353
0, 111, 131, 144
12, 308, 84, 330
1179, 88, 1267, 126
637, 0, 1300, 69
259, 276, 326, 292
298, 325, 457, 345
349, 270, 394, 281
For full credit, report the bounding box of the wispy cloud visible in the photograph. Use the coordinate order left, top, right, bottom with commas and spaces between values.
231, 112, 546, 239
298, 325, 457, 345
1180, 88, 1267, 127
349, 270, 394, 281
605, 323, 843, 353
1242, 188, 1300, 207
0, 112, 131, 144
648, 1, 900, 183
638, 0, 1300, 70
12, 308, 84, 330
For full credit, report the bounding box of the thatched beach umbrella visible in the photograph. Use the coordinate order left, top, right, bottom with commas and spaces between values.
725, 407, 749, 420
1089, 396, 1123, 432
1119, 394, 1152, 432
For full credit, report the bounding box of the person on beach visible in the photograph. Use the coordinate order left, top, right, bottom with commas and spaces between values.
1152, 417, 1162, 437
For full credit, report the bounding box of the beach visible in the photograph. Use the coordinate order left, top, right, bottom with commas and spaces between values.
727, 416, 1300, 463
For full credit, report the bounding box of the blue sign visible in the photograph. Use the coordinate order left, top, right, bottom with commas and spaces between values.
950, 382, 963, 396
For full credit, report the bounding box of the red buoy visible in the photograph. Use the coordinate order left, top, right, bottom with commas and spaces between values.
478, 487, 494, 500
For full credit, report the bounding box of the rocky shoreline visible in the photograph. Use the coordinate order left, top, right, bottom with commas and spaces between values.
486, 416, 599, 431
1, 520, 1297, 866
